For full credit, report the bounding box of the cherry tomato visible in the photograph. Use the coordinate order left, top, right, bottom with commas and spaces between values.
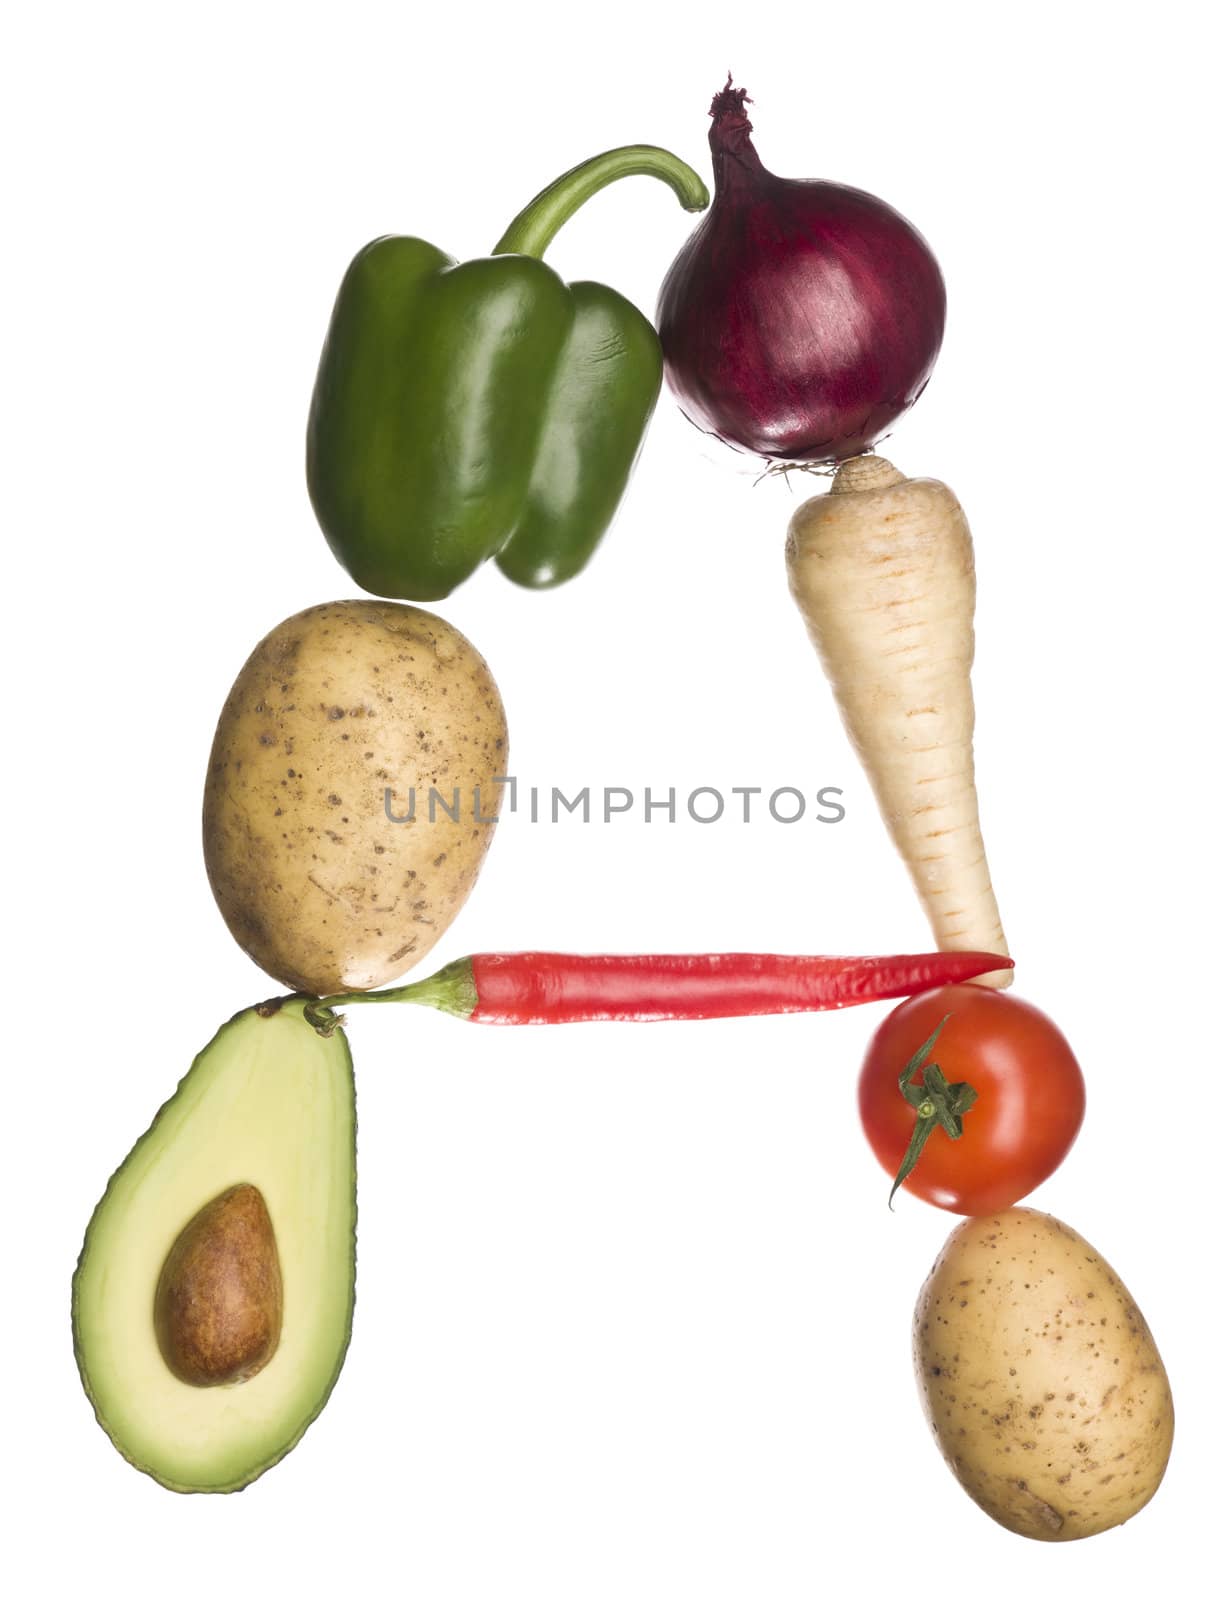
858, 985, 1085, 1214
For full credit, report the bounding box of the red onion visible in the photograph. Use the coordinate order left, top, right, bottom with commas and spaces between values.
657, 84, 946, 462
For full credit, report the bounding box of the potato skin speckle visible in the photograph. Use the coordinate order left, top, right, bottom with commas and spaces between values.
913, 1207, 1173, 1541
203, 600, 508, 993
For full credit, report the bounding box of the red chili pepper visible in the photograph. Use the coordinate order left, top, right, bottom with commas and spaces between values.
305, 949, 1014, 1031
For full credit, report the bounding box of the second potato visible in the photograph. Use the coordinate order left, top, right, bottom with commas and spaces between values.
203, 600, 508, 994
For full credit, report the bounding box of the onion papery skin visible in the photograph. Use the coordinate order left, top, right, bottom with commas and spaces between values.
657, 87, 947, 463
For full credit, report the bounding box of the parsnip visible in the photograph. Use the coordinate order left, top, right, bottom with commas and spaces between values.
785, 454, 1010, 986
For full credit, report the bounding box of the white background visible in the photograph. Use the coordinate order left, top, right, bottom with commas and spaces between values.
5, 2, 1217, 1595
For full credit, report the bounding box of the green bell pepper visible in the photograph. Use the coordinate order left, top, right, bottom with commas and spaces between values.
306, 146, 708, 601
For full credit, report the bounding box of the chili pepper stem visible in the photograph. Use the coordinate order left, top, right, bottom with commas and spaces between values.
493, 146, 709, 259
304, 958, 478, 1035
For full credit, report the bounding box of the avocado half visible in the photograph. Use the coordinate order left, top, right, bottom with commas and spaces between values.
72, 998, 356, 1493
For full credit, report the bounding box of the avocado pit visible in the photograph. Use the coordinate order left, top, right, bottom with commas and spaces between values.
154, 1183, 283, 1387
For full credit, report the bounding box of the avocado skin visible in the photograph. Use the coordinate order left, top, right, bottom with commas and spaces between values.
72, 999, 357, 1493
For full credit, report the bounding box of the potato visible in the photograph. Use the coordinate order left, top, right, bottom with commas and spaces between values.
204, 600, 507, 993
914, 1207, 1173, 1541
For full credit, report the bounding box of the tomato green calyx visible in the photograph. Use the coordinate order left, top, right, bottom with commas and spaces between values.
888, 1017, 979, 1208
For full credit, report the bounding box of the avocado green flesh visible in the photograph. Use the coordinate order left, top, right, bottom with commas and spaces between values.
72, 1000, 356, 1493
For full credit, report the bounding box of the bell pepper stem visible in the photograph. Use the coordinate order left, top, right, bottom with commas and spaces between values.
492, 145, 709, 259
